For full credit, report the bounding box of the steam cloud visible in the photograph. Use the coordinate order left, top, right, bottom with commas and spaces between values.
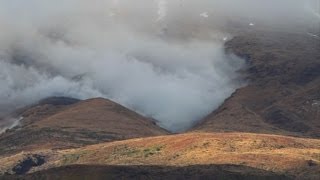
0, 0, 318, 132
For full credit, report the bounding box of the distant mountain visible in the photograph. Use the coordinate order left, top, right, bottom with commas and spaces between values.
193, 31, 320, 138
0, 97, 168, 155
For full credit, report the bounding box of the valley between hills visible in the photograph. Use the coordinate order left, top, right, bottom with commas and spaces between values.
0, 30, 319, 180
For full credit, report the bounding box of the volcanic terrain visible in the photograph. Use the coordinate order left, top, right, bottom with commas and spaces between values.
0, 30, 319, 180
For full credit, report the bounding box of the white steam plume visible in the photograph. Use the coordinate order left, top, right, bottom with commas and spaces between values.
156, 0, 168, 21
0, 0, 317, 132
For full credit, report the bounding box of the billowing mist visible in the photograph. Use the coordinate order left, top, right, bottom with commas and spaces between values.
0, 0, 318, 132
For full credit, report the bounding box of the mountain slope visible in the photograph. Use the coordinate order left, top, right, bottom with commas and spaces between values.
193, 31, 320, 138
0, 133, 319, 179
0, 97, 168, 155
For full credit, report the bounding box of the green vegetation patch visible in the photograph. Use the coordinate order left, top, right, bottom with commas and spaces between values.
61, 151, 87, 165
61, 154, 80, 165
111, 145, 141, 158
143, 145, 164, 158
112, 144, 165, 158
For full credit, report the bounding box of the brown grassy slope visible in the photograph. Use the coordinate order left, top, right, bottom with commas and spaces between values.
34, 98, 167, 136
1, 133, 318, 179
0, 98, 168, 155
193, 31, 320, 138
0, 97, 79, 133
17, 97, 81, 125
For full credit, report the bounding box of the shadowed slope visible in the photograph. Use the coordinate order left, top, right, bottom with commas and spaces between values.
193, 31, 320, 138
5, 164, 291, 180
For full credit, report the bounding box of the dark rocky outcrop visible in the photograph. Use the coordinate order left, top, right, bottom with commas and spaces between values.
11, 155, 45, 175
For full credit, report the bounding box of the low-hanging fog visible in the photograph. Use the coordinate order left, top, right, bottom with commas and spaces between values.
0, 0, 318, 132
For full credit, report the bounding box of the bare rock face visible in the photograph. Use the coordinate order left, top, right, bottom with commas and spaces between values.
193, 31, 320, 138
